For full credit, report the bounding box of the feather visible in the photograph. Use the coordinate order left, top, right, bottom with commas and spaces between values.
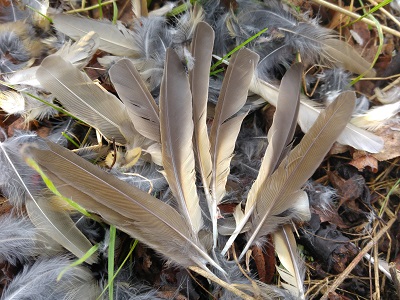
0, 91, 25, 115
351, 101, 400, 130
240, 91, 356, 259
22, 140, 224, 273
249, 76, 384, 153
1, 256, 100, 300
273, 225, 305, 299
52, 14, 137, 57
0, 133, 97, 264
159, 48, 203, 234
209, 48, 259, 246
36, 54, 140, 145
189, 21, 214, 208
25, 196, 97, 264
0, 213, 60, 264
6, 31, 100, 88
222, 62, 303, 255
109, 58, 160, 142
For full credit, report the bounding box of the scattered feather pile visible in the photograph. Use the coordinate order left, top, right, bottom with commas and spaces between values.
0, 0, 394, 298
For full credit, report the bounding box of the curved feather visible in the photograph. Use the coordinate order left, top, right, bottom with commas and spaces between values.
240, 91, 356, 259
22, 140, 223, 273
52, 14, 137, 57
249, 77, 384, 153
189, 21, 214, 193
222, 63, 303, 255
109, 58, 160, 142
36, 55, 139, 145
159, 48, 203, 234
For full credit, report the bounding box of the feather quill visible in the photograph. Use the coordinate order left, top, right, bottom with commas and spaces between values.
240, 92, 356, 259
0, 134, 97, 264
1, 256, 100, 300
52, 14, 137, 57
209, 48, 259, 246
109, 58, 160, 142
273, 225, 305, 299
22, 140, 223, 273
159, 48, 203, 234
222, 62, 303, 255
250, 76, 384, 153
36, 55, 140, 145
189, 21, 214, 209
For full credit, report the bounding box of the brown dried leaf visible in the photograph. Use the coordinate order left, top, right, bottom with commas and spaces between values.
372, 124, 400, 161
349, 151, 378, 172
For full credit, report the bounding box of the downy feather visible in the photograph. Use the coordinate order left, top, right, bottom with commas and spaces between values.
52, 14, 137, 57
209, 48, 259, 246
36, 54, 140, 145
6, 31, 100, 88
273, 225, 305, 299
250, 76, 384, 153
109, 58, 161, 142
240, 91, 356, 259
22, 140, 224, 273
222, 63, 303, 255
1, 255, 100, 300
189, 21, 214, 211
159, 48, 203, 234
0, 213, 60, 265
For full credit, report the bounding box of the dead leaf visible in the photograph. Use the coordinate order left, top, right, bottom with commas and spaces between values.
349, 151, 378, 172
372, 124, 400, 161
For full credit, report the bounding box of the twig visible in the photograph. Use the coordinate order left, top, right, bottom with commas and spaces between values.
188, 266, 255, 300
311, 0, 400, 38
320, 216, 396, 300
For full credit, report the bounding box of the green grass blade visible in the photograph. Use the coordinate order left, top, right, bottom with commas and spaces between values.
345, 0, 392, 27
57, 244, 99, 281
107, 225, 116, 300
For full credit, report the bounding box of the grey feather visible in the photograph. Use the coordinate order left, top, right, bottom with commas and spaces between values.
1, 256, 101, 300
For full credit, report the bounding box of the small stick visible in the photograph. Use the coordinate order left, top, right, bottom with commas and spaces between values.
320, 216, 396, 300
189, 266, 255, 300
311, 0, 400, 38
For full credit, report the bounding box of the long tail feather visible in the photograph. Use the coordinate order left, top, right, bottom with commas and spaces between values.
109, 58, 160, 142
222, 63, 303, 255
36, 55, 140, 145
159, 48, 203, 234
240, 91, 356, 259
189, 21, 214, 196
209, 48, 259, 247
22, 140, 223, 273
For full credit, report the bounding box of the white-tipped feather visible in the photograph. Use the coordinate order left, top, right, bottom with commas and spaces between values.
52, 14, 137, 57
159, 48, 203, 234
273, 225, 305, 299
36, 55, 141, 145
250, 76, 384, 153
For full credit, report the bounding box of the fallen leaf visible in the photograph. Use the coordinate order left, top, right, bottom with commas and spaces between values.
372, 124, 400, 161
349, 150, 378, 172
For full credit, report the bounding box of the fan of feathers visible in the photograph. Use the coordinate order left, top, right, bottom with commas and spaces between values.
0, 0, 384, 299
